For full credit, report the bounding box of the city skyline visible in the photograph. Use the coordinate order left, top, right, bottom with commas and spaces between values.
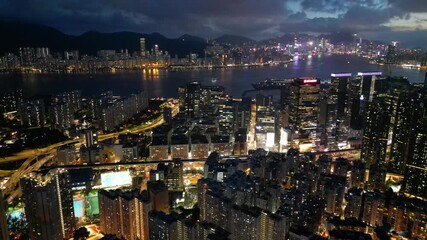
1, 1, 427, 47
0, 2, 427, 239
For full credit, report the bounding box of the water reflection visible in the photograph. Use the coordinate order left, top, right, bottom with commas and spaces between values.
0, 55, 425, 98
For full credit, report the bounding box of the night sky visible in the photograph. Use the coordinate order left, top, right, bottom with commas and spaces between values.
1, 0, 427, 47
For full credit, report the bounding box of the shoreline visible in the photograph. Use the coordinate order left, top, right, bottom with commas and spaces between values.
0, 61, 294, 75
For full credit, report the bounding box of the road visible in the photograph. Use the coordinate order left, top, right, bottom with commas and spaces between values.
0, 99, 179, 198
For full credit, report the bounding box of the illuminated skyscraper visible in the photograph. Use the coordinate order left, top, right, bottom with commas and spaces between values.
361, 191, 384, 226
19, 47, 35, 67
21, 169, 75, 240
349, 72, 382, 130
331, 73, 351, 121
84, 129, 98, 147
361, 98, 389, 167
285, 77, 320, 150
0, 190, 8, 240
255, 94, 275, 150
140, 38, 146, 57
404, 132, 427, 199
49, 101, 74, 131
386, 88, 412, 174
155, 159, 184, 191
19, 97, 46, 127
98, 189, 151, 240
148, 211, 177, 240
403, 92, 427, 198
147, 181, 170, 214
361, 82, 412, 169
0, 89, 22, 114
345, 188, 363, 219
385, 43, 397, 64
180, 82, 202, 118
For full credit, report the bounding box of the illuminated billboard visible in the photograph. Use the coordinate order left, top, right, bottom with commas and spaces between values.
357, 72, 382, 76
280, 128, 289, 146
298, 77, 319, 85
101, 171, 132, 189
331, 73, 352, 77
266, 132, 275, 148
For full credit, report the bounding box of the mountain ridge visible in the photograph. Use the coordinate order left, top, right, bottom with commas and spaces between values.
0, 20, 397, 57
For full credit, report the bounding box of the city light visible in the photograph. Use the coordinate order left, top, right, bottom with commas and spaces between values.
331, 73, 352, 77
357, 72, 382, 76
303, 79, 318, 84
1, 5, 427, 240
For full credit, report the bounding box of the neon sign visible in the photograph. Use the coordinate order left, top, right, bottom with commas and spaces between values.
303, 79, 318, 84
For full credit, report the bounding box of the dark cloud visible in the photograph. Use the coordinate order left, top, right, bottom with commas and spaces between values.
363, 29, 427, 48
300, 0, 378, 12
0, 0, 290, 38
0, 0, 426, 46
388, 0, 427, 13
280, 5, 406, 33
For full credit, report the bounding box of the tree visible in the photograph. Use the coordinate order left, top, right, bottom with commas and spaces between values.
73, 227, 89, 240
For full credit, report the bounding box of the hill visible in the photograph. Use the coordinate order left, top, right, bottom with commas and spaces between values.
0, 20, 207, 57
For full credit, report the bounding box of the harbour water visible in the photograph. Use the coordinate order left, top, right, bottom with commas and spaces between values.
0, 55, 425, 98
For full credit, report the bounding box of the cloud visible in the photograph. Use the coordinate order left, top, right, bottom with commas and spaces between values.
0, 0, 426, 46
280, 5, 406, 33
388, 0, 427, 13
299, 0, 378, 13
0, 0, 290, 38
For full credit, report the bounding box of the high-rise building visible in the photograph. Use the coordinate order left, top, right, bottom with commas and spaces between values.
350, 160, 366, 189
84, 129, 99, 148
35, 47, 50, 59
19, 97, 46, 127
140, 38, 146, 57
149, 211, 177, 240
147, 181, 170, 214
404, 131, 427, 198
98, 189, 151, 240
56, 145, 77, 165
64, 50, 79, 61
360, 97, 389, 167
19, 47, 36, 67
361, 80, 414, 170
190, 134, 210, 159
49, 101, 74, 131
255, 94, 276, 150
0, 89, 22, 114
345, 188, 363, 219
180, 82, 202, 118
385, 43, 397, 64
0, 190, 8, 240
21, 169, 75, 240
318, 174, 345, 216
358, 72, 382, 102
155, 159, 184, 191
200, 86, 224, 114
234, 97, 252, 134
284, 77, 320, 150
367, 162, 387, 191
98, 91, 148, 132
361, 191, 384, 226
330, 74, 350, 117
154, 44, 160, 61
330, 73, 351, 142
403, 92, 427, 198
349, 72, 383, 130
79, 145, 101, 163
386, 88, 412, 174
197, 178, 288, 240
53, 90, 82, 111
